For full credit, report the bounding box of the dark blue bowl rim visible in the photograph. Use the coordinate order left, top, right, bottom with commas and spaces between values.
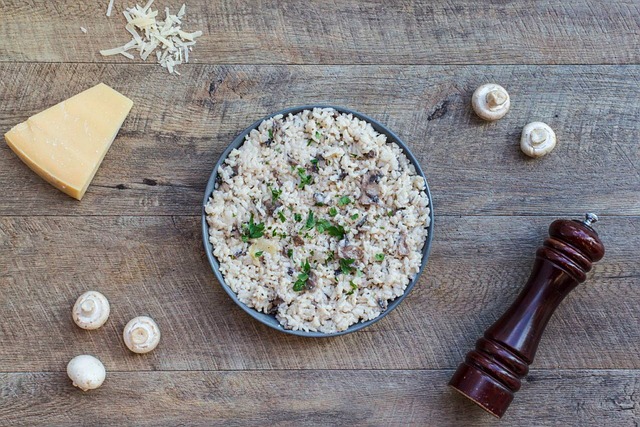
201, 105, 434, 337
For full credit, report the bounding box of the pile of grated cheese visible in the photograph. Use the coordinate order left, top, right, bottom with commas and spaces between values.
100, 0, 202, 75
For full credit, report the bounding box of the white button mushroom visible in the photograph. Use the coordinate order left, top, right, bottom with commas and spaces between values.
520, 122, 557, 158
471, 83, 510, 121
67, 355, 106, 391
123, 316, 161, 354
72, 291, 110, 330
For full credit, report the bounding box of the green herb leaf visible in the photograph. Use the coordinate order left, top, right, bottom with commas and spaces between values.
326, 252, 335, 263
305, 210, 316, 229
293, 278, 306, 292
326, 224, 346, 240
310, 158, 319, 166
339, 258, 356, 275
272, 229, 277, 237
278, 211, 286, 223
268, 129, 274, 140
293, 259, 312, 292
270, 186, 282, 202
338, 196, 351, 206
302, 258, 311, 274
315, 218, 332, 233
294, 213, 302, 222
297, 167, 313, 189
287, 249, 293, 258
254, 251, 264, 257
346, 280, 358, 295
329, 207, 338, 217
315, 131, 322, 140
375, 253, 385, 262
387, 210, 394, 217
307, 139, 313, 146
350, 213, 359, 220
242, 213, 265, 241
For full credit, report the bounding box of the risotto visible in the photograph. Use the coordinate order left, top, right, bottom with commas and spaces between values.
205, 108, 430, 333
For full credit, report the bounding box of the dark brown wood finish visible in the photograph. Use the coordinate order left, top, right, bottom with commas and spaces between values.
449, 218, 605, 417
1, 0, 639, 425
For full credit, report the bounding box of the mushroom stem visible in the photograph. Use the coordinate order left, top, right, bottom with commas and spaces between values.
72, 291, 110, 330
472, 83, 510, 121
131, 327, 149, 344
123, 316, 161, 354
520, 122, 557, 158
486, 89, 507, 110
80, 299, 96, 313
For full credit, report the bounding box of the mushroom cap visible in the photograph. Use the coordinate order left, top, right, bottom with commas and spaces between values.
67, 355, 106, 391
471, 83, 510, 121
123, 316, 161, 354
72, 291, 110, 330
521, 121, 557, 158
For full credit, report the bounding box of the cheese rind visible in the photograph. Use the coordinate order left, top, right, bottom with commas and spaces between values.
5, 83, 133, 200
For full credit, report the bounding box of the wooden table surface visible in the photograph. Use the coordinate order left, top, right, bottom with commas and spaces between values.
1, 1, 639, 425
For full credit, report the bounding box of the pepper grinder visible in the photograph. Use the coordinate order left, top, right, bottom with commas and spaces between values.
449, 213, 605, 418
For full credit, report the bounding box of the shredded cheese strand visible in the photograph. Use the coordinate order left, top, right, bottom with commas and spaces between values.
101, 1, 201, 75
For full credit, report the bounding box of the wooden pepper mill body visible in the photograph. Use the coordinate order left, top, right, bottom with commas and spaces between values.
449, 214, 605, 418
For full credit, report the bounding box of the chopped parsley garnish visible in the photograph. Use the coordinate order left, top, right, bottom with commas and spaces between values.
329, 207, 338, 217
293, 259, 312, 292
387, 210, 394, 217
305, 210, 316, 229
315, 131, 322, 140
326, 252, 335, 263
241, 213, 265, 242
272, 229, 277, 237
254, 251, 264, 257
339, 258, 356, 275
278, 211, 286, 223
307, 139, 313, 146
268, 129, 274, 140
287, 249, 293, 258
338, 196, 351, 206
375, 253, 385, 262
346, 281, 358, 295
351, 213, 359, 220
297, 167, 313, 189
269, 186, 282, 202
294, 213, 303, 222
293, 275, 307, 292
326, 224, 346, 240
315, 219, 332, 233
310, 158, 319, 166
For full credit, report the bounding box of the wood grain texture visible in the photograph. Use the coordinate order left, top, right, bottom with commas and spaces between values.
1, 370, 638, 426
1, 64, 639, 216
1, 1, 639, 424
1, 0, 639, 65
1, 215, 638, 372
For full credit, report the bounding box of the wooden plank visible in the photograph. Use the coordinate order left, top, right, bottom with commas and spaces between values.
0, 63, 638, 216
1, 215, 637, 372
1, 1, 639, 65
0, 370, 638, 426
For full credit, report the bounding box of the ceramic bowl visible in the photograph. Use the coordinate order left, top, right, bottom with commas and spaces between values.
202, 105, 434, 337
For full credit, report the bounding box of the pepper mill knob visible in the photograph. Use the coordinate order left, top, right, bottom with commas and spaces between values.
448, 214, 605, 418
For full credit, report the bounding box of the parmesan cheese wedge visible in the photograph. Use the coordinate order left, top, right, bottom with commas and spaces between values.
4, 83, 133, 200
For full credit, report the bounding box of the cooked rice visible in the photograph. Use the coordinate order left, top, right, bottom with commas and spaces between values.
205, 108, 430, 333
